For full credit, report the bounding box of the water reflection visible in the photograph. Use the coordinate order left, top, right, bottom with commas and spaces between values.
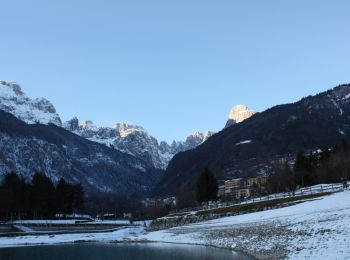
0, 242, 253, 260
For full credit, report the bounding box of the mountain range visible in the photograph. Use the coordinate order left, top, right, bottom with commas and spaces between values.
64, 119, 215, 170
155, 84, 350, 196
0, 81, 254, 196
5, 80, 348, 199
0, 81, 220, 170
0, 108, 163, 196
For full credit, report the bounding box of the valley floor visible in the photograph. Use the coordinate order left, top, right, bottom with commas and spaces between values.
141, 190, 350, 259
1, 190, 350, 259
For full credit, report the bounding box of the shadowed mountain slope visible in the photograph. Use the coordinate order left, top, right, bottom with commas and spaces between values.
155, 84, 350, 196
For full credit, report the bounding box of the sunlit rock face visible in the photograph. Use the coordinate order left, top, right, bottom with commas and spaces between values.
225, 104, 255, 128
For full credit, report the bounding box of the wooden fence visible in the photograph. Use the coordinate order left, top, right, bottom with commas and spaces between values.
170, 182, 347, 215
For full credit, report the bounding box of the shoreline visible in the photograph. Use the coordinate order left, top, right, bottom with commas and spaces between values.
0, 239, 256, 260
0, 191, 349, 259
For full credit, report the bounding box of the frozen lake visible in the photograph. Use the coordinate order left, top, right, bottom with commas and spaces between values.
0, 242, 252, 260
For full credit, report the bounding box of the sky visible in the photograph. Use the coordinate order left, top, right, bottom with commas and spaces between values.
1, 0, 350, 142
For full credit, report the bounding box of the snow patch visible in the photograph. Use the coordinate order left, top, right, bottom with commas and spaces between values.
235, 140, 252, 146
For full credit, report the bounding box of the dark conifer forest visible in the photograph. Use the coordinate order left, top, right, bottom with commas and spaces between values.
267, 140, 350, 193
0, 172, 84, 220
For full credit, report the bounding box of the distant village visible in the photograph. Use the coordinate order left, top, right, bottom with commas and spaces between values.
218, 175, 268, 200
141, 175, 268, 210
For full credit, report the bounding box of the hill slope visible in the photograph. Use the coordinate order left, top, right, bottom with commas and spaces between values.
0, 109, 162, 196
156, 84, 350, 195
0, 80, 215, 170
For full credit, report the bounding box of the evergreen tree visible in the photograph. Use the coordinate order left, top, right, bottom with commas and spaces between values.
2, 173, 29, 218
176, 183, 197, 209
0, 172, 85, 220
72, 183, 84, 212
267, 161, 295, 193
196, 167, 218, 203
55, 178, 70, 214
30, 172, 55, 218
56, 178, 84, 215
319, 147, 331, 162
294, 151, 316, 187
334, 139, 349, 155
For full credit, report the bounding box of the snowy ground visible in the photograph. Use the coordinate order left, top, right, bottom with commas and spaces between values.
0, 191, 350, 259
141, 190, 350, 260
0, 226, 144, 248
8, 220, 150, 225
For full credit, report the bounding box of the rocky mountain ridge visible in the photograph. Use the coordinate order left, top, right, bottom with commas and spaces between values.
0, 109, 163, 196
0, 80, 256, 196
0, 81, 61, 126
225, 104, 256, 128
155, 84, 350, 196
0, 81, 219, 170
65, 118, 215, 169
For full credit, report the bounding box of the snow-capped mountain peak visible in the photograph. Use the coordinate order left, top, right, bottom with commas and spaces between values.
63, 117, 79, 131
115, 122, 146, 137
185, 130, 214, 147
203, 130, 215, 140
0, 81, 24, 97
0, 81, 62, 126
63, 117, 215, 169
225, 104, 255, 128
81, 120, 98, 130
0, 80, 216, 170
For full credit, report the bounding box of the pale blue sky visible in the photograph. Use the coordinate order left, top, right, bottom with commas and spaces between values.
1, 0, 350, 142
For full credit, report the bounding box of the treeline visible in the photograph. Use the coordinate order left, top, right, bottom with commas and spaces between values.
85, 192, 172, 220
268, 140, 350, 193
0, 172, 84, 220
176, 167, 218, 209
85, 192, 140, 219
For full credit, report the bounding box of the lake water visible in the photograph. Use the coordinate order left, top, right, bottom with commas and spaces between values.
0, 242, 253, 260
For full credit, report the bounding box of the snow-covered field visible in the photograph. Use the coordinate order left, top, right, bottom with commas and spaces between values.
142, 190, 350, 259
1, 190, 350, 259
8, 220, 150, 226
0, 226, 145, 248
9, 220, 84, 225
